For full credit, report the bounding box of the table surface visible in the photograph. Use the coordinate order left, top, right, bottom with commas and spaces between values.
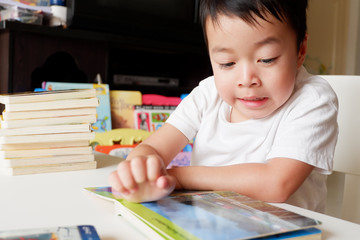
1, 152, 360, 240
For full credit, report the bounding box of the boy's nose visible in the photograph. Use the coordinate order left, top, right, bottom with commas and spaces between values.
238, 78, 261, 87
237, 64, 261, 87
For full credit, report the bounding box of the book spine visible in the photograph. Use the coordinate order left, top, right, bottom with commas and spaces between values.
5, 98, 99, 112
1, 115, 96, 129
0, 124, 91, 136
0, 89, 97, 104
1, 161, 97, 176
1, 154, 95, 167
0, 146, 93, 159
2, 108, 97, 120
0, 132, 95, 144
0, 140, 90, 150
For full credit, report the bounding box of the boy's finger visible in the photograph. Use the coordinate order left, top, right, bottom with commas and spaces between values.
108, 171, 127, 195
117, 161, 137, 192
146, 155, 164, 182
131, 157, 147, 184
156, 175, 176, 193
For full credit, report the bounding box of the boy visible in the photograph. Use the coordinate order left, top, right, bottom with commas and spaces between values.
109, 0, 338, 213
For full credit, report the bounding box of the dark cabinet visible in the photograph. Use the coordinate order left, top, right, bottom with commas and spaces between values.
0, 21, 211, 96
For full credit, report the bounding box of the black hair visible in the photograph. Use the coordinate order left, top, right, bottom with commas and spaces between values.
199, 0, 308, 50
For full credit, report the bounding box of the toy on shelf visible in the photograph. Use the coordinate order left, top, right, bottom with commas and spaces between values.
91, 128, 151, 160
90, 128, 151, 147
92, 128, 190, 166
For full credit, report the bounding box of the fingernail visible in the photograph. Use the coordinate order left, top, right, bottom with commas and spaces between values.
130, 187, 138, 194
122, 189, 131, 195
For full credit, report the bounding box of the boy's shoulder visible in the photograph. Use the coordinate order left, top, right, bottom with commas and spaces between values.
194, 75, 218, 96
198, 75, 215, 86
292, 67, 338, 109
297, 67, 337, 96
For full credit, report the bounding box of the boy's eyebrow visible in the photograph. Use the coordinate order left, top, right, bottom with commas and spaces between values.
210, 47, 234, 54
255, 36, 281, 46
210, 36, 281, 54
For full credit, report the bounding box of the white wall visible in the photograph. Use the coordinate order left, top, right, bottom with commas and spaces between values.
306, 0, 360, 75
345, 0, 360, 75
307, 1, 360, 224
354, 1, 360, 75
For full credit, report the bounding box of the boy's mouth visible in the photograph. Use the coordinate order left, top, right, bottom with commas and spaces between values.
241, 97, 267, 101
238, 97, 269, 107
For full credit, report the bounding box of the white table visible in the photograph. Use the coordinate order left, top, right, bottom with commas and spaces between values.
1, 152, 360, 239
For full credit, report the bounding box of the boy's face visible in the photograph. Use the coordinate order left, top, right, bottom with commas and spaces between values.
206, 13, 307, 122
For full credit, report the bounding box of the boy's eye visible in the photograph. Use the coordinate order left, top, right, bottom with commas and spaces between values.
219, 62, 235, 69
258, 58, 277, 64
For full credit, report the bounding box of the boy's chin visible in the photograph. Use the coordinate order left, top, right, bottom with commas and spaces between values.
231, 107, 277, 122
239, 110, 278, 122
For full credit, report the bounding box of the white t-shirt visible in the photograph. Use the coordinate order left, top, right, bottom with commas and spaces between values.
166, 66, 338, 212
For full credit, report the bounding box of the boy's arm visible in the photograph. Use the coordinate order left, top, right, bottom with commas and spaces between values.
110, 123, 313, 203
109, 123, 189, 202
126, 123, 190, 166
168, 158, 314, 203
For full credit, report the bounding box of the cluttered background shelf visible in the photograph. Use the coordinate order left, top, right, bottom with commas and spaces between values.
0, 0, 212, 96
0, 18, 212, 96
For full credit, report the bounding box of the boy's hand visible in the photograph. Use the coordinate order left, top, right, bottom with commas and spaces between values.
108, 155, 176, 202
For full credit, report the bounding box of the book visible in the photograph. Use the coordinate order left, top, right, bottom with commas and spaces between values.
0, 88, 96, 104
0, 161, 97, 176
142, 94, 181, 106
85, 187, 322, 240
252, 228, 321, 240
0, 153, 94, 167
2, 107, 97, 120
0, 225, 100, 240
0, 132, 95, 144
110, 90, 142, 129
0, 123, 91, 136
0, 140, 90, 150
42, 82, 112, 132
0, 115, 97, 129
134, 105, 176, 132
0, 146, 93, 159
1, 97, 99, 112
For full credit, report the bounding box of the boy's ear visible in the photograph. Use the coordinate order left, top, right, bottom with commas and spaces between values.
297, 33, 308, 68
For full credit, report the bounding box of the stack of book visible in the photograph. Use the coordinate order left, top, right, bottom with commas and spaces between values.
0, 89, 99, 176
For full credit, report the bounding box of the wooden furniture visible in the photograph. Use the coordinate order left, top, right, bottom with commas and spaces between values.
322, 75, 360, 224
0, 152, 360, 239
0, 21, 211, 96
